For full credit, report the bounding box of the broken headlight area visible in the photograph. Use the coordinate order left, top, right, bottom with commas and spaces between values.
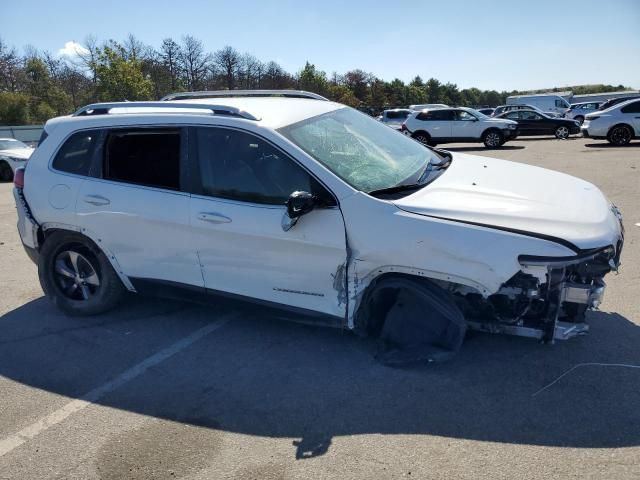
457, 245, 621, 343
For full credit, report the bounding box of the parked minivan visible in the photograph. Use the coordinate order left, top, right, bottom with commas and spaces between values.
13, 90, 624, 354
506, 94, 571, 116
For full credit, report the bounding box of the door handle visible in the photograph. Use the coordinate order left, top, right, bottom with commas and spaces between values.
197, 212, 232, 224
83, 195, 110, 206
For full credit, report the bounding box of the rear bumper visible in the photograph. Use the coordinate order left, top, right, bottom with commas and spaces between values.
581, 128, 606, 139
13, 187, 39, 264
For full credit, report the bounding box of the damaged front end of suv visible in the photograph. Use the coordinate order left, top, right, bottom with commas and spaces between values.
460, 240, 622, 342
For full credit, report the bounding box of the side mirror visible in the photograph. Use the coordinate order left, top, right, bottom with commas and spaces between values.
282, 191, 316, 231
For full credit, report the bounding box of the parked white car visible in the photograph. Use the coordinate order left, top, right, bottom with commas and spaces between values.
582, 98, 640, 145
13, 90, 623, 355
565, 102, 602, 125
409, 103, 448, 110
0, 138, 34, 181
402, 107, 519, 147
506, 94, 571, 116
378, 108, 413, 130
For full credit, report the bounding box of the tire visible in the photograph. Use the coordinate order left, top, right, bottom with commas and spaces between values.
38, 231, 125, 316
483, 130, 503, 148
574, 115, 584, 126
412, 132, 431, 146
554, 125, 570, 139
607, 125, 633, 146
0, 161, 13, 182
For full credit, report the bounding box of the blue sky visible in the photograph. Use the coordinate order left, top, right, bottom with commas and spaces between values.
2, 0, 639, 91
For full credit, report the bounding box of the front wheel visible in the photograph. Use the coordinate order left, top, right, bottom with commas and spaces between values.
555, 125, 570, 139
483, 130, 503, 148
607, 125, 633, 146
38, 231, 125, 316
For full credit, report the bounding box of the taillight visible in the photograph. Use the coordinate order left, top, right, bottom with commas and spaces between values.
587, 116, 600, 121
13, 166, 25, 188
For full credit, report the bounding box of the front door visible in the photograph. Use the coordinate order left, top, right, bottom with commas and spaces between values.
451, 110, 482, 139
188, 126, 347, 318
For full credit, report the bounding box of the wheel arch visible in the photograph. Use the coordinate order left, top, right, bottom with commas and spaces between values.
411, 129, 431, 139
40, 225, 136, 291
351, 269, 486, 336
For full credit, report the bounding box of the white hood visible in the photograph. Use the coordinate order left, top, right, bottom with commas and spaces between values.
393, 153, 622, 250
0, 147, 34, 160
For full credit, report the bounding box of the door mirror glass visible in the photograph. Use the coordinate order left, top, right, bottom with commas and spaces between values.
282, 191, 316, 231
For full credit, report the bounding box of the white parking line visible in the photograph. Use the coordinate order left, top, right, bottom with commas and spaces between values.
0, 314, 233, 458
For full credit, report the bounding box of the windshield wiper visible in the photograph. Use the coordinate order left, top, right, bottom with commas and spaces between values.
368, 183, 425, 197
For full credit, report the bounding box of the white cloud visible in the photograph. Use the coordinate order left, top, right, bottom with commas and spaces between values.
58, 41, 89, 58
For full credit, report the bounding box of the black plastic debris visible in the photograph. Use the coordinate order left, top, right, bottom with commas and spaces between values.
375, 278, 467, 367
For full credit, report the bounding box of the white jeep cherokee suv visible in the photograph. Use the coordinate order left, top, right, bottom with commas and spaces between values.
402, 107, 519, 148
581, 98, 640, 146
13, 90, 624, 353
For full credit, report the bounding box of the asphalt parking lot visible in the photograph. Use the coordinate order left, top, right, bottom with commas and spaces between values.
0, 136, 638, 480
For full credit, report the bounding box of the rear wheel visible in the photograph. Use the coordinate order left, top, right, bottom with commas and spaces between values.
483, 130, 503, 148
607, 125, 633, 146
0, 161, 13, 182
555, 125, 570, 139
412, 132, 431, 146
38, 231, 125, 316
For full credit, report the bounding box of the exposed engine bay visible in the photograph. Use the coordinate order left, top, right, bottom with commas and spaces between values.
444, 242, 623, 342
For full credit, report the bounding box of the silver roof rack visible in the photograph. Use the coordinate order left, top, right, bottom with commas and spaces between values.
72, 102, 259, 120
161, 89, 329, 101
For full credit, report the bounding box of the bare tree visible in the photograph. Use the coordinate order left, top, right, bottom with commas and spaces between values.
0, 38, 23, 92
76, 35, 101, 84
214, 45, 240, 90
180, 35, 211, 91
160, 38, 183, 90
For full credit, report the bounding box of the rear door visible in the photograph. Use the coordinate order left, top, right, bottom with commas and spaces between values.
620, 100, 640, 135
76, 127, 203, 288
187, 126, 347, 318
416, 109, 454, 140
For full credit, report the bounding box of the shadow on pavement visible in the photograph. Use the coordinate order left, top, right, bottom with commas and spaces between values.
584, 142, 640, 148
1, 296, 639, 459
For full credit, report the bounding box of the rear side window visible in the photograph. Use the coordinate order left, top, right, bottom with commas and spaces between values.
621, 101, 640, 114
386, 111, 409, 120
52, 130, 99, 176
103, 129, 181, 190
417, 110, 454, 121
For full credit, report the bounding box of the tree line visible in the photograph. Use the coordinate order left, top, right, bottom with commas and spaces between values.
0, 34, 632, 125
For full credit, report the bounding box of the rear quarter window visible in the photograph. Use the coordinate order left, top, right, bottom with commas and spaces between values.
52, 130, 100, 176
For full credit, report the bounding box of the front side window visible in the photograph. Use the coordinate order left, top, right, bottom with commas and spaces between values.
103, 129, 181, 190
194, 127, 331, 205
505, 112, 520, 120
279, 107, 444, 193
52, 130, 99, 176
